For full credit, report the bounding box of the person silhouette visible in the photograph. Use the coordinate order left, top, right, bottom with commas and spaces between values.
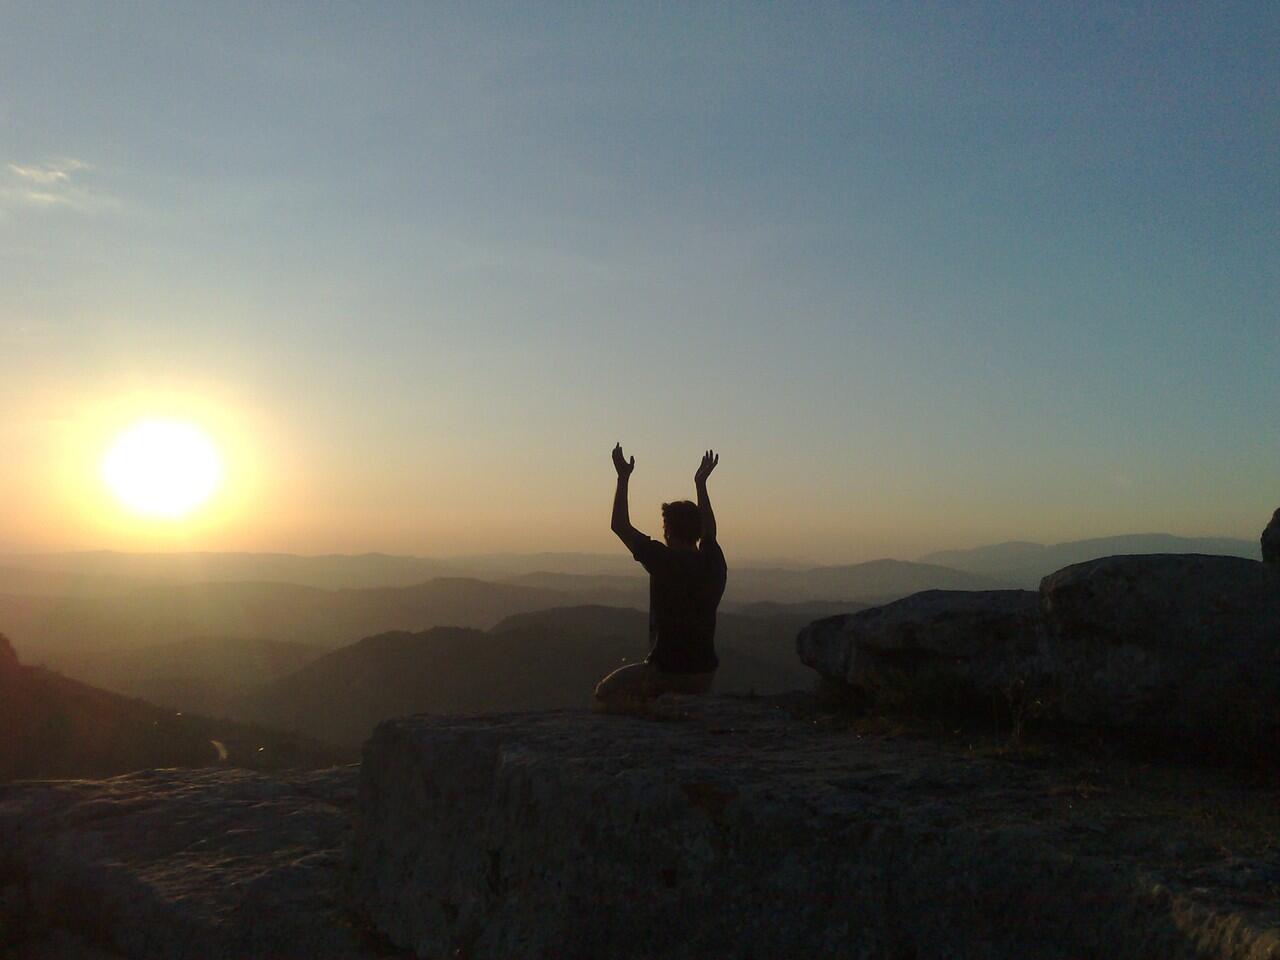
593, 444, 728, 714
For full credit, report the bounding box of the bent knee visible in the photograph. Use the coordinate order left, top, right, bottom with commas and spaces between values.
594, 662, 654, 702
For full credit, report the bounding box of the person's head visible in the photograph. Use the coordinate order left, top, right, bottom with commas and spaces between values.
661, 500, 701, 547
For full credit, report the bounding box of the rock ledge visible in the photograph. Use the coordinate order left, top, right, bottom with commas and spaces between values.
0, 765, 397, 959
350, 697, 1280, 959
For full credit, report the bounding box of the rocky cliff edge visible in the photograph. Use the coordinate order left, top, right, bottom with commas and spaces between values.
349, 697, 1280, 959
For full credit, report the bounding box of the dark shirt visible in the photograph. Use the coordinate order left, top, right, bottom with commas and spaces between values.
629, 537, 727, 674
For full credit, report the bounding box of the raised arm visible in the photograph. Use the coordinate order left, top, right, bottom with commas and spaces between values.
694, 449, 719, 545
610, 443, 647, 553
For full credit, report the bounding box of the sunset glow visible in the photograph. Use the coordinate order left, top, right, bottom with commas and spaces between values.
100, 420, 223, 520
2, 4, 1274, 560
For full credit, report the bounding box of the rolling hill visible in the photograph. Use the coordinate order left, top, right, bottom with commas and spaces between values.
237, 604, 828, 747
503, 559, 1007, 607
66, 636, 324, 716
0, 563, 156, 598
0, 550, 459, 589
729, 559, 1008, 602
0, 550, 642, 589
1, 557, 993, 673
0, 633, 338, 780
3, 550, 1006, 603
0, 577, 570, 664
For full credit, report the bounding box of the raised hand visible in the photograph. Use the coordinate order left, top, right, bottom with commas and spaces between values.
612, 442, 635, 479
694, 449, 719, 485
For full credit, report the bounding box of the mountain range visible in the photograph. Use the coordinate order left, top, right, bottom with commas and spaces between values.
919, 534, 1259, 587
66, 635, 323, 716
0, 577, 567, 662
1, 532, 1262, 775
4, 535, 1258, 598
1, 550, 996, 599
0, 558, 998, 669
3, 599, 828, 754
0, 633, 337, 780
235, 605, 820, 748
0, 550, 634, 590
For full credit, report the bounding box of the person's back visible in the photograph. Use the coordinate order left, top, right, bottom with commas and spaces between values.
594, 447, 727, 712
633, 522, 727, 674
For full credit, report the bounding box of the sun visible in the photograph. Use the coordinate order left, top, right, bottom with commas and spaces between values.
101, 419, 224, 519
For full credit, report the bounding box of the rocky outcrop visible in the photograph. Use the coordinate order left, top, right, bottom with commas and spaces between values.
349, 698, 1280, 959
1264, 509, 1280, 564
4, 694, 1278, 959
0, 633, 17, 671
798, 555, 1280, 755
0, 765, 398, 959
795, 590, 1042, 700
1039, 554, 1280, 746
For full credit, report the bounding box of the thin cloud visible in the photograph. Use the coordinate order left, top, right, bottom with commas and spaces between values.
8, 159, 89, 185
3, 158, 117, 213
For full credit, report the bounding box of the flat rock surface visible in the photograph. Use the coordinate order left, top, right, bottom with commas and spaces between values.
0, 765, 405, 960
352, 696, 1280, 959
4, 698, 1278, 959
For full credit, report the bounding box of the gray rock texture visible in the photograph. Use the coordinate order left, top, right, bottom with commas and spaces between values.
797, 557, 1280, 755
0, 765, 405, 959
1039, 554, 1280, 747
1263, 509, 1280, 565
795, 589, 1042, 699
349, 698, 1280, 959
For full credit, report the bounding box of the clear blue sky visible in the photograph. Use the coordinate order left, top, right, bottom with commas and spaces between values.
2, 2, 1276, 561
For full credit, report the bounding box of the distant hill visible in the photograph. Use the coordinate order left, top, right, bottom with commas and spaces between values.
487, 604, 825, 681
0, 577, 570, 662
501, 571, 648, 607
725, 559, 1009, 603
1, 556, 988, 671
0, 633, 338, 780
920, 535, 1260, 587
66, 636, 324, 716
504, 559, 1004, 607
0, 550, 641, 590
448, 552, 643, 578
0, 563, 156, 597
238, 605, 823, 747
2, 550, 1002, 602
728, 599, 872, 619
0, 550, 461, 589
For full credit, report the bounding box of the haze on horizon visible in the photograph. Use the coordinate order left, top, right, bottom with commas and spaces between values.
2, 3, 1275, 565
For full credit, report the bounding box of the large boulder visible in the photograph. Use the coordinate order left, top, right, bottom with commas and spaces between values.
349, 698, 1280, 959
1039, 554, 1280, 749
796, 590, 1043, 702
1263, 508, 1280, 564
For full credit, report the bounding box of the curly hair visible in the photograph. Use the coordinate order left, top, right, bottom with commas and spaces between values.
661, 500, 702, 542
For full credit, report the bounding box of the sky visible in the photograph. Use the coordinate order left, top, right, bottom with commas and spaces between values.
1, 2, 1276, 563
